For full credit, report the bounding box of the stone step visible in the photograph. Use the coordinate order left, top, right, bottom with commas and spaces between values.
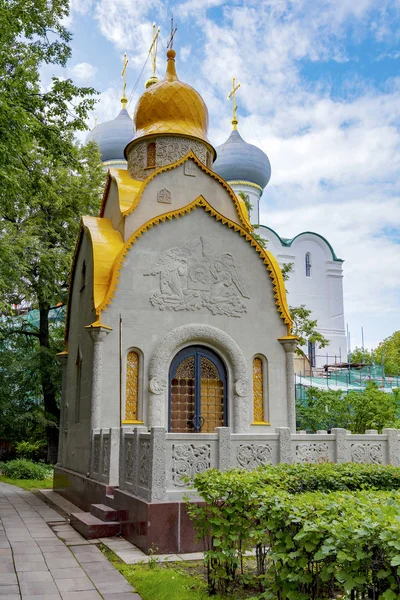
90, 503, 119, 522
70, 512, 121, 540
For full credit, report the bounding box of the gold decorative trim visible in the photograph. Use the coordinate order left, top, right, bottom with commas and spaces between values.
251, 421, 271, 426
229, 180, 263, 192
119, 150, 252, 231
96, 195, 292, 333
122, 420, 145, 425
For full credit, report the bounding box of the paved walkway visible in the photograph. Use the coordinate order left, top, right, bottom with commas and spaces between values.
0, 482, 141, 599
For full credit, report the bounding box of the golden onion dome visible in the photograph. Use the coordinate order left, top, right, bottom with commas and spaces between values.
133, 49, 214, 156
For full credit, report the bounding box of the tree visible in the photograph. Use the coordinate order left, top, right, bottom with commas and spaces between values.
0, 0, 104, 461
348, 346, 374, 364
374, 331, 400, 377
0, 141, 105, 462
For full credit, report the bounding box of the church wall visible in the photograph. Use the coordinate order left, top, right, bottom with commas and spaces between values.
99, 209, 289, 432
261, 227, 347, 368
63, 232, 97, 473
124, 162, 241, 242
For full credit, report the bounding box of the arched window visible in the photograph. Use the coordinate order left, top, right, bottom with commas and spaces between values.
124, 350, 139, 422
252, 356, 269, 424
146, 142, 156, 168
169, 346, 226, 433
305, 252, 311, 277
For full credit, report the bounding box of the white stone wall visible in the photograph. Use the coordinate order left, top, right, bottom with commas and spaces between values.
260, 226, 347, 369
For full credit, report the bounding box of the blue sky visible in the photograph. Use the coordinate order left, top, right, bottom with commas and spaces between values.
52, 0, 400, 350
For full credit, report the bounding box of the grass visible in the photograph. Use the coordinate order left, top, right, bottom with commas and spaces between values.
100, 545, 258, 600
0, 474, 54, 490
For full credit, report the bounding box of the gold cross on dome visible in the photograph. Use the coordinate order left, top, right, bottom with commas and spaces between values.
150, 23, 160, 78
121, 52, 129, 108
167, 15, 177, 49
227, 76, 241, 130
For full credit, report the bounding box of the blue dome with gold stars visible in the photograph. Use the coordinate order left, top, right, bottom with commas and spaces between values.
86, 108, 133, 164
213, 129, 271, 190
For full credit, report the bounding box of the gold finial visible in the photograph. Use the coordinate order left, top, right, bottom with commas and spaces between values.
167, 15, 177, 49
121, 52, 129, 109
145, 23, 161, 89
227, 76, 241, 130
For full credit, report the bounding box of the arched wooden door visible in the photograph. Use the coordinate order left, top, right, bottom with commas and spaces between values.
169, 346, 227, 433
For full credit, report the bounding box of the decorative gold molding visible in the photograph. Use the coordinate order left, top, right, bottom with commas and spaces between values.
228, 180, 263, 192
121, 420, 145, 425
96, 195, 292, 333
251, 421, 271, 426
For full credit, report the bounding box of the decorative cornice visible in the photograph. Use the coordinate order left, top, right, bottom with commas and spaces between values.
96, 195, 292, 333
228, 180, 263, 192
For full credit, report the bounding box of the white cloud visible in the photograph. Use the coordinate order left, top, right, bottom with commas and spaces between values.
71, 62, 98, 82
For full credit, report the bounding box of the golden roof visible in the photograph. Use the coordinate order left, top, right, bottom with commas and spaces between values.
133, 49, 213, 153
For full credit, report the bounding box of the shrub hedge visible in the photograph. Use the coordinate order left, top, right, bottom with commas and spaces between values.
187, 463, 400, 599
0, 459, 51, 480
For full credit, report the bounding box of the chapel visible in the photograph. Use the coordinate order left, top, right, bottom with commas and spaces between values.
55, 47, 301, 553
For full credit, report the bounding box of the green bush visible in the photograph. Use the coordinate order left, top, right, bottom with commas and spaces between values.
15, 440, 46, 461
0, 459, 50, 480
187, 464, 400, 598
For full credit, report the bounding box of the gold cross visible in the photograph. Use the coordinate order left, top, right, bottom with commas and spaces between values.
121, 52, 129, 108
150, 23, 160, 77
227, 76, 241, 130
167, 16, 177, 49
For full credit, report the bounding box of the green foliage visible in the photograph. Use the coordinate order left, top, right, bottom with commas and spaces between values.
0, 474, 53, 490
16, 440, 46, 461
188, 465, 400, 599
349, 346, 374, 364
297, 382, 400, 432
0, 459, 51, 480
290, 305, 329, 350
375, 330, 400, 377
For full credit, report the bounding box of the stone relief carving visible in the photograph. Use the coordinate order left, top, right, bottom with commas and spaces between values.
157, 188, 171, 204
235, 378, 250, 396
127, 143, 148, 180
156, 137, 208, 167
184, 160, 197, 176
102, 437, 110, 476
139, 441, 150, 485
172, 443, 211, 486
145, 236, 249, 317
125, 439, 134, 483
148, 377, 167, 395
93, 437, 101, 474
237, 444, 273, 469
296, 443, 329, 464
351, 443, 383, 464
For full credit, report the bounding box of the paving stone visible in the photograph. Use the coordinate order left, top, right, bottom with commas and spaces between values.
0, 572, 18, 585
20, 580, 59, 595
21, 595, 62, 600
15, 560, 48, 572
56, 577, 95, 592
18, 571, 53, 582
88, 570, 128, 584
94, 581, 134, 594
80, 560, 116, 574
0, 585, 20, 596
177, 552, 204, 560
50, 568, 84, 580
0, 561, 15, 573
45, 558, 79, 569
60, 591, 102, 599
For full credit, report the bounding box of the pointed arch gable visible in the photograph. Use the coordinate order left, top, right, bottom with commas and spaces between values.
96, 196, 293, 333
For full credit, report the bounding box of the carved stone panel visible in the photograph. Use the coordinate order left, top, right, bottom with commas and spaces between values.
127, 143, 148, 180
125, 439, 134, 483
184, 160, 197, 177
236, 444, 273, 469
145, 236, 249, 317
139, 441, 150, 485
172, 443, 211, 486
157, 188, 171, 204
351, 443, 383, 464
102, 437, 110, 477
155, 137, 208, 167
93, 437, 100, 474
296, 443, 329, 464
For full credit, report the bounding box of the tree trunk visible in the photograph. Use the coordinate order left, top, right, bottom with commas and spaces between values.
39, 307, 60, 463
